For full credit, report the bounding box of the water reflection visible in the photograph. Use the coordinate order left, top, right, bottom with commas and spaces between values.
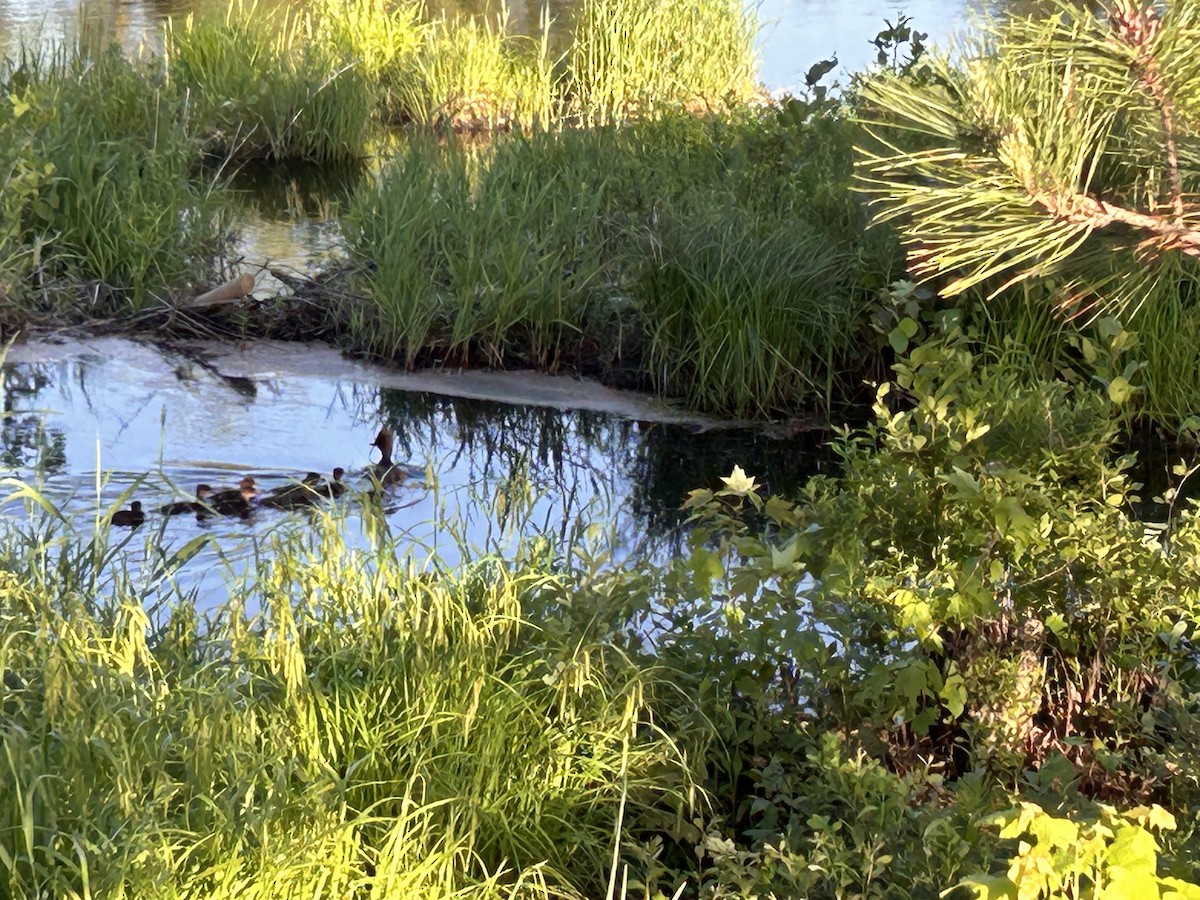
0, 339, 826, 605
0, 0, 1044, 92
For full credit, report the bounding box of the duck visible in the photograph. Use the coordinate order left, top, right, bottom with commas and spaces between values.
260, 472, 322, 509
369, 427, 408, 487
110, 501, 145, 527
160, 484, 212, 516
208, 476, 257, 516
319, 467, 347, 499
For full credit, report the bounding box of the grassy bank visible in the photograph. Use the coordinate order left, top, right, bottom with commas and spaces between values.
0, 44, 223, 317
0, 495, 697, 897
4, 329, 1200, 896
340, 110, 900, 417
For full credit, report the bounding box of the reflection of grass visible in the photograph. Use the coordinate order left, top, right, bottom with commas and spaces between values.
0, 488, 695, 896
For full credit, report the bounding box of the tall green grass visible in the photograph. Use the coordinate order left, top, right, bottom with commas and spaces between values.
565, 0, 759, 126
344, 112, 900, 416
164, 0, 760, 140
166, 1, 375, 162
0, 490, 697, 897
0, 41, 223, 313
343, 134, 613, 369
392, 13, 556, 130
636, 194, 858, 417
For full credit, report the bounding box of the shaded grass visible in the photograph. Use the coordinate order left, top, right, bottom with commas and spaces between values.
0, 491, 697, 897
636, 195, 858, 416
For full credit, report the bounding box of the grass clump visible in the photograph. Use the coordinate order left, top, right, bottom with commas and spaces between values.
343, 135, 613, 369
343, 110, 900, 416
392, 14, 556, 130
166, 1, 375, 162
0, 500, 696, 896
0, 42, 223, 315
637, 195, 858, 416
565, 0, 760, 125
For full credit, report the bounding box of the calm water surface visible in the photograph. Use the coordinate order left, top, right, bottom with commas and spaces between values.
1, 338, 827, 607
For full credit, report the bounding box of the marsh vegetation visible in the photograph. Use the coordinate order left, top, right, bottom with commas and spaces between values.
3, 0, 1200, 896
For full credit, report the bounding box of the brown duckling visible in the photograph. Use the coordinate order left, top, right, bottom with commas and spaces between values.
369, 427, 408, 487
318, 467, 347, 499
110, 501, 145, 527
260, 472, 321, 509
160, 484, 212, 516
209, 476, 257, 516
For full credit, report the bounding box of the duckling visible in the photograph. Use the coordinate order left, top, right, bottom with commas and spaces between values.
369, 427, 408, 487
160, 484, 212, 516
260, 472, 321, 509
110, 501, 145, 527
318, 467, 347, 499
209, 476, 257, 517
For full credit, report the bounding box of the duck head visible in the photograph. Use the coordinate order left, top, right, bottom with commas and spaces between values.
371, 428, 395, 466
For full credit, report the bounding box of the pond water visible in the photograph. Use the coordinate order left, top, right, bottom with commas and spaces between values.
1, 337, 829, 607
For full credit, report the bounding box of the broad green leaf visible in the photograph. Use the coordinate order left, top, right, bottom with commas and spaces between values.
1107, 375, 1133, 405
1099, 866, 1160, 900
1104, 823, 1158, 873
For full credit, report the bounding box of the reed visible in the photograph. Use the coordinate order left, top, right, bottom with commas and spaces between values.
391, 12, 557, 130
565, 0, 759, 126
343, 134, 612, 369
0, 40, 223, 313
0, 485, 697, 897
637, 194, 859, 417
165, 1, 375, 162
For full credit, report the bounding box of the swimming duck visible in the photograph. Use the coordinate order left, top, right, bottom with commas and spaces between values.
160, 484, 212, 516
369, 427, 408, 487
209, 476, 257, 516
260, 472, 321, 509
110, 501, 145, 527
319, 467, 347, 499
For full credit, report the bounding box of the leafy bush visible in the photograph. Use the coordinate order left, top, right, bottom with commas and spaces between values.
638, 318, 1200, 895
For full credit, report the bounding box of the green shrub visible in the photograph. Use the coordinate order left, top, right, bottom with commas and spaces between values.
641, 318, 1200, 894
